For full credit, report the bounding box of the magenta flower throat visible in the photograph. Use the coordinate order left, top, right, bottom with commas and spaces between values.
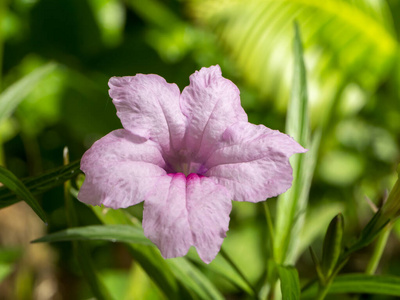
77, 65, 306, 263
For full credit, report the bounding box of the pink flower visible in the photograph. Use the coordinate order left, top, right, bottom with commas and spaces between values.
78, 65, 306, 263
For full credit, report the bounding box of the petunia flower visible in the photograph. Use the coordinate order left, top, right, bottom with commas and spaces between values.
77, 65, 306, 263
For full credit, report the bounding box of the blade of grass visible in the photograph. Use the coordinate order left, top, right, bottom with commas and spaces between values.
274, 22, 314, 265
0, 166, 47, 223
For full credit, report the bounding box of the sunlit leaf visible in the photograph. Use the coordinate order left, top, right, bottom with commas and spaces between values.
187, 0, 398, 121
0, 63, 57, 124
302, 274, 400, 298
274, 23, 314, 265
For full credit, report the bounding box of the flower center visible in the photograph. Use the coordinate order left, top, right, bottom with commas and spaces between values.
165, 149, 208, 177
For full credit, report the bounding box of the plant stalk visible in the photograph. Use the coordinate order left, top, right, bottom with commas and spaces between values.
365, 222, 393, 274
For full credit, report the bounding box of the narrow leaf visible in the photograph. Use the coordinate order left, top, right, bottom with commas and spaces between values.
0, 160, 81, 209
0, 166, 47, 223
277, 265, 300, 300
302, 274, 400, 298
308, 247, 324, 281
0, 63, 57, 124
346, 210, 390, 255
32, 224, 152, 245
168, 258, 225, 300
75, 242, 114, 300
274, 22, 313, 264
321, 214, 344, 279
90, 207, 225, 299
91, 207, 180, 299
185, 247, 255, 296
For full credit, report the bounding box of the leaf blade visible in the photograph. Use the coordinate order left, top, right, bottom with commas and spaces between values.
274, 22, 312, 264
0, 166, 47, 223
0, 63, 57, 124
302, 274, 400, 298
0, 160, 81, 209
277, 265, 300, 300
32, 224, 153, 245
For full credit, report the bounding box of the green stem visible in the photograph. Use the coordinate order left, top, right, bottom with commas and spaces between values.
365, 223, 392, 274
263, 202, 275, 254
315, 283, 330, 300
220, 247, 257, 297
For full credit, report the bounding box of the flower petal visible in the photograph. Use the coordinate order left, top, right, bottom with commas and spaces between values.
180, 65, 248, 160
109, 74, 186, 153
78, 129, 166, 209
142, 173, 232, 263
142, 174, 193, 259
186, 174, 232, 263
205, 122, 307, 202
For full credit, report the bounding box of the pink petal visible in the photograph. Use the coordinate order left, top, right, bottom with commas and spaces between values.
142, 173, 232, 263
180, 65, 248, 160
205, 122, 307, 202
186, 174, 232, 263
142, 174, 193, 259
109, 74, 186, 154
78, 129, 166, 209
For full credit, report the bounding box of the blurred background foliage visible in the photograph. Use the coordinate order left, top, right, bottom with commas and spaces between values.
0, 0, 399, 299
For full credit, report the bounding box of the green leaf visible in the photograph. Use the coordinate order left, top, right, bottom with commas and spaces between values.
168, 258, 225, 300
90, 207, 224, 299
75, 242, 115, 300
277, 265, 300, 300
0, 160, 81, 209
62, 148, 113, 300
188, 0, 397, 119
0, 166, 47, 223
186, 250, 254, 296
91, 207, 181, 299
302, 274, 400, 298
321, 214, 344, 279
0, 63, 57, 124
32, 224, 153, 245
274, 23, 314, 265
308, 247, 324, 281
286, 22, 309, 145
346, 210, 390, 255
298, 201, 344, 258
